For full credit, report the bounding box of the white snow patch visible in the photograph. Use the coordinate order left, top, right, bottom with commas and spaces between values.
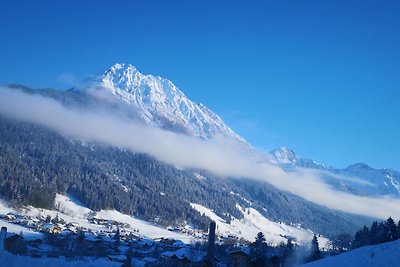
0, 201, 42, 240
2, 195, 195, 244
95, 209, 194, 243
54, 194, 92, 219
386, 174, 400, 195
190, 203, 330, 248
302, 240, 400, 267
0, 220, 42, 240
193, 173, 206, 180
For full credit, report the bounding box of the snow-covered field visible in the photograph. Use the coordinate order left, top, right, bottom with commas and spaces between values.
0, 220, 43, 241
94, 209, 193, 242
1, 194, 194, 243
302, 240, 400, 267
190, 203, 330, 248
0, 200, 42, 240
56, 194, 194, 242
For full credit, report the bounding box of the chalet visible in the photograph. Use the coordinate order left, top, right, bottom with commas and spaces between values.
138, 238, 155, 248
228, 247, 251, 267
42, 223, 62, 234
158, 237, 177, 245
162, 247, 208, 267
5, 233, 27, 255
20, 219, 36, 228
5, 212, 16, 221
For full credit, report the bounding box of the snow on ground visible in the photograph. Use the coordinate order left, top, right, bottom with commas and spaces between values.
193, 172, 206, 180
301, 240, 400, 267
0, 220, 43, 240
0, 200, 42, 240
1, 195, 329, 247
95, 209, 194, 243
0, 251, 120, 267
22, 195, 103, 233
55, 194, 92, 219
15, 194, 194, 243
0, 200, 14, 214
190, 203, 330, 248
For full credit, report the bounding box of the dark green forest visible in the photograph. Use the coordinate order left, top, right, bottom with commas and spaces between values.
0, 113, 370, 236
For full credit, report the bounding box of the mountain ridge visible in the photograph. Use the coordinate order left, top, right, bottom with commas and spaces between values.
270, 146, 400, 198
76, 63, 246, 144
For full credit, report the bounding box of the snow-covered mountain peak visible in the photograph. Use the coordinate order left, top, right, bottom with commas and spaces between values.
105, 63, 139, 78
109, 63, 136, 72
270, 146, 299, 164
79, 63, 246, 143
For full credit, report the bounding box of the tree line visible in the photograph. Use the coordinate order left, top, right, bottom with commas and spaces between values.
352, 216, 399, 249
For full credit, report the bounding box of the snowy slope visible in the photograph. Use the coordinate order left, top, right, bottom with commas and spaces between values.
301, 240, 400, 267
94, 209, 193, 242
0, 201, 43, 240
55, 194, 194, 243
190, 203, 330, 249
2, 195, 331, 248
5, 194, 194, 243
79, 63, 245, 143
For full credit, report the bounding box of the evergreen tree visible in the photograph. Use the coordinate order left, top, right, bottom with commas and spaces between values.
250, 232, 268, 267
51, 213, 60, 224
114, 227, 121, 249
386, 217, 398, 241
335, 233, 352, 251
353, 226, 371, 249
397, 220, 400, 240
370, 221, 380, 245
283, 238, 296, 266
360, 226, 370, 246
377, 221, 388, 243
286, 238, 294, 251
123, 242, 133, 267
307, 235, 321, 262
352, 230, 363, 249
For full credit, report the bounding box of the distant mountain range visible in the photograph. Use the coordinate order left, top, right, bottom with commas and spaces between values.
270, 146, 400, 198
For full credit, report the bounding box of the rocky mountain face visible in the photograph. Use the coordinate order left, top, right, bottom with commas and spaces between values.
78, 63, 245, 143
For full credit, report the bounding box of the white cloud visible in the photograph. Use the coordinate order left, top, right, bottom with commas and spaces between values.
0, 86, 399, 220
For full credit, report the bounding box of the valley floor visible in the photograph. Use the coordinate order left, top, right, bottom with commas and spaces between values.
0, 194, 332, 266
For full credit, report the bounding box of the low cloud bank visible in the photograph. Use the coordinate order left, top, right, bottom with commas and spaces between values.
0, 86, 398, 220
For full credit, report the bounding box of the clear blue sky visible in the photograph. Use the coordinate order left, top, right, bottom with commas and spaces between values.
1, 0, 399, 170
